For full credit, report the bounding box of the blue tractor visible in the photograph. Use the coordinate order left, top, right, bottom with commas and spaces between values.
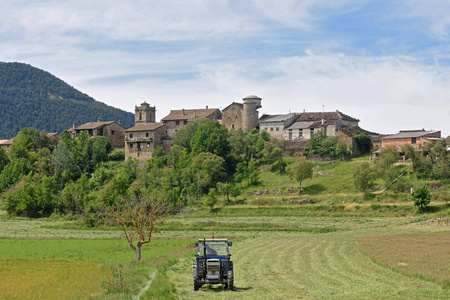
193, 237, 234, 291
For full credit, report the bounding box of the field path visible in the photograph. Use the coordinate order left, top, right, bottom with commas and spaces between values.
168, 229, 450, 299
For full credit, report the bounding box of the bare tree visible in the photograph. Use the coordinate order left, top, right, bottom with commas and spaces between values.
104, 194, 168, 261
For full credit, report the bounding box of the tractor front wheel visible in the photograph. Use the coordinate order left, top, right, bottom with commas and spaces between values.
193, 263, 200, 291
227, 270, 234, 291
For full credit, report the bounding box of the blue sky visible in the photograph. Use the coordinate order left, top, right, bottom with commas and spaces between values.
1, 0, 450, 135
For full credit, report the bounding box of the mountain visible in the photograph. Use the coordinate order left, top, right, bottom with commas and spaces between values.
0, 62, 134, 138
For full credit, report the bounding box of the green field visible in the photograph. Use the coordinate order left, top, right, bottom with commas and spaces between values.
0, 214, 449, 299
1, 157, 449, 299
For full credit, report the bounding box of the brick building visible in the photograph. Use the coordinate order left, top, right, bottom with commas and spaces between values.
381, 130, 442, 149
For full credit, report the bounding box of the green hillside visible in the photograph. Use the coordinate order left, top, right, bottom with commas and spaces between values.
0, 62, 134, 138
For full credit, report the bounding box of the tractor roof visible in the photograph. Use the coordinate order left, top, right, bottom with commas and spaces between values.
198, 239, 228, 242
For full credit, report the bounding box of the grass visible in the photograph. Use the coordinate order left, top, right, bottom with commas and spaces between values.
0, 259, 107, 299
359, 231, 450, 288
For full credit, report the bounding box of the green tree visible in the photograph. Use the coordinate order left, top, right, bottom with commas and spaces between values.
374, 146, 399, 190
353, 162, 377, 198
286, 157, 314, 195
217, 182, 231, 203
103, 194, 168, 261
52, 141, 79, 180
0, 147, 9, 173
354, 132, 372, 154
191, 152, 226, 195
172, 119, 209, 151
261, 138, 286, 172
204, 188, 219, 212
412, 185, 431, 213
191, 120, 230, 160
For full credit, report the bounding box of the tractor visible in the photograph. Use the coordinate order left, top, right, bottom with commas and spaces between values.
193, 236, 234, 291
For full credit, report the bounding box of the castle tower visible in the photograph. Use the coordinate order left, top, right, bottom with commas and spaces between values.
135, 102, 156, 124
242, 95, 262, 132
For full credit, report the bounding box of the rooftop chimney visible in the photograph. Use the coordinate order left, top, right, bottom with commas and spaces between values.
98, 117, 101, 122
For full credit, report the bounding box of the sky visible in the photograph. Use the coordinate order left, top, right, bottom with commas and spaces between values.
1, 0, 450, 136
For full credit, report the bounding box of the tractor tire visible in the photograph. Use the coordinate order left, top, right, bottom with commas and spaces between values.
227, 261, 234, 291
193, 263, 200, 291
227, 270, 234, 291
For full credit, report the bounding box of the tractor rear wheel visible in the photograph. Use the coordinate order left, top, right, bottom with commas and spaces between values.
193, 263, 200, 291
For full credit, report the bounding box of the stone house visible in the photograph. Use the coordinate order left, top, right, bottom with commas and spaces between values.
161, 107, 221, 137
222, 95, 262, 132
259, 113, 298, 138
0, 139, 13, 151
282, 111, 360, 141
124, 122, 167, 161
381, 130, 442, 149
70, 119, 126, 148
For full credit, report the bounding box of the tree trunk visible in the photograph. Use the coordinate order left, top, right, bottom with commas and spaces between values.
135, 243, 142, 261
299, 181, 302, 195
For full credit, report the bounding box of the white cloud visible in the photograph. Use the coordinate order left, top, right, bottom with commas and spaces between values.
1, 1, 450, 138
398, 0, 450, 40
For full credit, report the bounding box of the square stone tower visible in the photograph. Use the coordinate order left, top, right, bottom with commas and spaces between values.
135, 102, 156, 124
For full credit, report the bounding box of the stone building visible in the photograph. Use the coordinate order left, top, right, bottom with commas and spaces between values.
259, 113, 298, 138
124, 102, 170, 162
282, 111, 360, 141
0, 139, 13, 151
124, 122, 167, 161
222, 95, 262, 132
161, 107, 221, 137
70, 119, 126, 148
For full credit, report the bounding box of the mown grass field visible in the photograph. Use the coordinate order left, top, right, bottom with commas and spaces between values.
0, 214, 448, 299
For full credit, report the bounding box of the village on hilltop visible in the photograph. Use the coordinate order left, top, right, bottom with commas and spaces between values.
0, 95, 445, 162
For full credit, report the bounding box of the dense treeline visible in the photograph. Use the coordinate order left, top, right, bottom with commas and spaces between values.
0, 121, 287, 218
0, 62, 134, 138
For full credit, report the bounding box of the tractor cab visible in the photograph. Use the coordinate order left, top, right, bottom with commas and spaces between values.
193, 236, 234, 291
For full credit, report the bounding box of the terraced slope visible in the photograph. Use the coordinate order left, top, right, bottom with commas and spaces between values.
169, 227, 450, 299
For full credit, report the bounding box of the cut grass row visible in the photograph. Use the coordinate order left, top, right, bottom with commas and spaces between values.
169, 228, 450, 299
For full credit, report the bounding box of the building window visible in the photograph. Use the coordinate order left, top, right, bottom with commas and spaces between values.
139, 113, 142, 121
147, 143, 151, 148
289, 130, 292, 140
270, 127, 273, 131
137, 133, 141, 140
129, 143, 133, 148
299, 129, 303, 138
176, 121, 180, 125
276, 127, 279, 131
184, 121, 188, 125
111, 130, 115, 135
137, 153, 140, 157
231, 124, 235, 129
146, 133, 149, 138
412, 137, 416, 144
130, 133, 133, 138
265, 128, 268, 131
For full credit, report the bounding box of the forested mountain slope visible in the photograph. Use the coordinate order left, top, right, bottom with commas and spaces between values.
0, 62, 134, 138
